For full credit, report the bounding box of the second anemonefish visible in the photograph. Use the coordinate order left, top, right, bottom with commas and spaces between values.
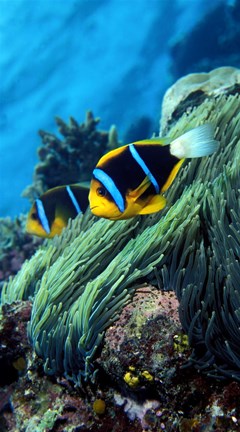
89, 124, 219, 220
26, 184, 89, 238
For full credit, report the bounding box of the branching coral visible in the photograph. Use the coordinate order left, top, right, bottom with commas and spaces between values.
22, 111, 119, 202
1, 88, 239, 384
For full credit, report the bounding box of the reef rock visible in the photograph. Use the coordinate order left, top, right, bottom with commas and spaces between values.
160, 66, 240, 134
98, 287, 185, 394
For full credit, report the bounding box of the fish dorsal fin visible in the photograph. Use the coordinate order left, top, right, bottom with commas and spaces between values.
128, 176, 151, 201
138, 194, 167, 215
133, 137, 171, 146
97, 145, 126, 165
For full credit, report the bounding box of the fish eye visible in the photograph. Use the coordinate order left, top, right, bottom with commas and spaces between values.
97, 186, 107, 197
31, 212, 38, 220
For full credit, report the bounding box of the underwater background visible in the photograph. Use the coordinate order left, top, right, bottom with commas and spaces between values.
1, 0, 237, 217
0, 1, 240, 430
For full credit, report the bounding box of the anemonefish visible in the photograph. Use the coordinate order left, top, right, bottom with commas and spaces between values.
26, 184, 89, 238
89, 124, 219, 220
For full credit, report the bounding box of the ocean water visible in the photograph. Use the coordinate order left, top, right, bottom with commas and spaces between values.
0, 0, 222, 217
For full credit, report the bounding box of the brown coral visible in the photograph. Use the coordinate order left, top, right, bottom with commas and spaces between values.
22, 111, 119, 202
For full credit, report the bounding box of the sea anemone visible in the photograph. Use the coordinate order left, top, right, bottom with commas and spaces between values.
1, 83, 239, 384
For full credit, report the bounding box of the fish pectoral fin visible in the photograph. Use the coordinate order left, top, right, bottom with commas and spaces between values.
138, 194, 167, 215
128, 177, 151, 201
50, 216, 67, 237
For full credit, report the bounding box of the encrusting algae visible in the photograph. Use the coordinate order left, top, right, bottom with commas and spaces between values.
1, 86, 239, 385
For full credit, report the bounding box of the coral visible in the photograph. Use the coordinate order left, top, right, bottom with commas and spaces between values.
114, 394, 160, 430
160, 66, 240, 133
1, 369, 94, 431
123, 366, 155, 388
2, 181, 205, 386
173, 333, 189, 354
92, 398, 106, 415
0, 216, 42, 287
0, 301, 32, 388
1, 289, 240, 431
1, 79, 240, 387
22, 111, 119, 203
123, 371, 140, 388
99, 288, 184, 396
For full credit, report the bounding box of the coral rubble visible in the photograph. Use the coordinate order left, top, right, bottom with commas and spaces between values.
22, 111, 119, 203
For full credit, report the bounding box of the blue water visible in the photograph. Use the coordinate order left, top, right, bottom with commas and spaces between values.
0, 0, 222, 217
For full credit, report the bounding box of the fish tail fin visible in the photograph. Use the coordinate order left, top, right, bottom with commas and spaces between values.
170, 124, 219, 159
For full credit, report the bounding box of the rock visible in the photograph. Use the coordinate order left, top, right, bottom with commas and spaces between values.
160, 66, 240, 134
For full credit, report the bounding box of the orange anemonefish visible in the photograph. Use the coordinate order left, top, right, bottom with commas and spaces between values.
89, 124, 219, 220
26, 184, 89, 238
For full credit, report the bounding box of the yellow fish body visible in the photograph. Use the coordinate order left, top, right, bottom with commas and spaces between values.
89, 124, 219, 220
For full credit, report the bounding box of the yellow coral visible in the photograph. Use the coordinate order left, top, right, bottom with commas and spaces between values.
141, 370, 154, 382
92, 399, 106, 415
124, 371, 140, 388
